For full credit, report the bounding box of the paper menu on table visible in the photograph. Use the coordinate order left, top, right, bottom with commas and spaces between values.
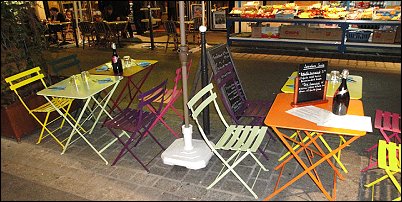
286, 106, 372, 132
317, 113, 373, 132
286, 106, 332, 124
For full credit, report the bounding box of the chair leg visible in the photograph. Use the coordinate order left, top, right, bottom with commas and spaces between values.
31, 112, 65, 148
36, 112, 50, 144
145, 104, 179, 138
165, 35, 170, 52
82, 35, 85, 49
209, 150, 265, 199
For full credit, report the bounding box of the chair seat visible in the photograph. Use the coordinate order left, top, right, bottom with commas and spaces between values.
238, 100, 272, 118
216, 125, 268, 152
32, 97, 73, 113
104, 108, 155, 133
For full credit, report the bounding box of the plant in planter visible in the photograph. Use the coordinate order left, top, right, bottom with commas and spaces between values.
1, 1, 50, 141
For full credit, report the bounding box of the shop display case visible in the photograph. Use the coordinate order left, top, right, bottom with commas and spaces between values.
226, 17, 400, 53
226, 1, 400, 54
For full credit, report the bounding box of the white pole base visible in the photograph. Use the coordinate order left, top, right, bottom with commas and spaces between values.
161, 124, 213, 170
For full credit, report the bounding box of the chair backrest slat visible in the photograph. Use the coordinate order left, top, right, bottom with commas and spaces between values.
78, 21, 94, 34
47, 54, 81, 75
164, 20, 177, 35
374, 109, 383, 129
5, 67, 45, 91
382, 111, 392, 131
391, 113, 401, 133
5, 66, 41, 83
138, 79, 167, 114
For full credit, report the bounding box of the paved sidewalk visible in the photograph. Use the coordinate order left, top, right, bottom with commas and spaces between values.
0, 112, 379, 201
2, 32, 401, 201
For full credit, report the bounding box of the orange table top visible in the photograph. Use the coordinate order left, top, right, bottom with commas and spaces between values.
264, 93, 366, 137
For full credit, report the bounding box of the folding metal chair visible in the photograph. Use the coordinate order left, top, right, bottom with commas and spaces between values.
104, 80, 168, 172
143, 59, 192, 138
164, 20, 179, 52
364, 140, 401, 201
93, 21, 114, 48
187, 83, 269, 199
78, 21, 95, 49
189, 17, 202, 45
4, 66, 78, 149
362, 109, 401, 172
212, 63, 275, 161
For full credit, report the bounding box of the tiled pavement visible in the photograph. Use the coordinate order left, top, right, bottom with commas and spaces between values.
0, 112, 392, 201
1, 31, 401, 201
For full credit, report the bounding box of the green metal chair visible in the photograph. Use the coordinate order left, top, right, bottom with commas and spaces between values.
187, 83, 269, 199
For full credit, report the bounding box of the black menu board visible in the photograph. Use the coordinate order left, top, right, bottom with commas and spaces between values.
293, 61, 328, 106
207, 44, 246, 114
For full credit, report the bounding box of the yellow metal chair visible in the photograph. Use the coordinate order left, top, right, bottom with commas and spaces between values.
364, 140, 401, 201
187, 83, 269, 199
4, 66, 78, 149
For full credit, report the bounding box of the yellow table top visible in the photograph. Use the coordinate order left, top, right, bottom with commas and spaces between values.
281, 71, 363, 100
89, 60, 158, 77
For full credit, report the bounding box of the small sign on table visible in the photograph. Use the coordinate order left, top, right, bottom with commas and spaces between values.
292, 61, 328, 107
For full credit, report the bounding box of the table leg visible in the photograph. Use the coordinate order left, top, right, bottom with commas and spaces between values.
264, 127, 359, 201
89, 81, 120, 134
61, 98, 91, 154
125, 65, 155, 109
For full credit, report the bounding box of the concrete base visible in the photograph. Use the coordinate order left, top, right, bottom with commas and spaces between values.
161, 125, 213, 170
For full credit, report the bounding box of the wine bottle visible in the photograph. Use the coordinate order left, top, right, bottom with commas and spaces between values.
111, 43, 123, 75
332, 69, 350, 116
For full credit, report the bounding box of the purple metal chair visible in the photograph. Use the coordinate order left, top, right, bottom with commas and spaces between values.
104, 80, 168, 172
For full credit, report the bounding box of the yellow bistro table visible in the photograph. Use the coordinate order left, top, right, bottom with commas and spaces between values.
37, 74, 123, 164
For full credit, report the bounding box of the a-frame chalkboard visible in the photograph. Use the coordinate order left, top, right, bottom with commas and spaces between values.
292, 61, 329, 107
206, 44, 246, 117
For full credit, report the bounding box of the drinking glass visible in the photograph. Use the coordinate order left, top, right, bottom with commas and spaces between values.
330, 70, 340, 83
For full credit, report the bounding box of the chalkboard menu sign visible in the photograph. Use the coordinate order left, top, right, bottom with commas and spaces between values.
206, 44, 246, 115
293, 61, 328, 106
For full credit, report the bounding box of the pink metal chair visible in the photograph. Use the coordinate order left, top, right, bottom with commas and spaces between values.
143, 59, 192, 138
104, 80, 168, 172
361, 109, 401, 172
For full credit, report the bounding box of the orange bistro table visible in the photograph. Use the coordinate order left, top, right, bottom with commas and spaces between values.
89, 60, 157, 122
263, 93, 366, 201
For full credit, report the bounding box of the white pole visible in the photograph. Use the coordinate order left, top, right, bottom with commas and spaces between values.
77, 1, 83, 21
202, 1, 205, 26
73, 1, 80, 44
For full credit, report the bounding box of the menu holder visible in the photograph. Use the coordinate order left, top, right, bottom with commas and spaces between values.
292, 61, 329, 107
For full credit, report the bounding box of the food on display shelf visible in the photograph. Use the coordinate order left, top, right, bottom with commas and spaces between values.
230, 2, 400, 21
229, 7, 242, 15
373, 8, 401, 21
358, 8, 374, 19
